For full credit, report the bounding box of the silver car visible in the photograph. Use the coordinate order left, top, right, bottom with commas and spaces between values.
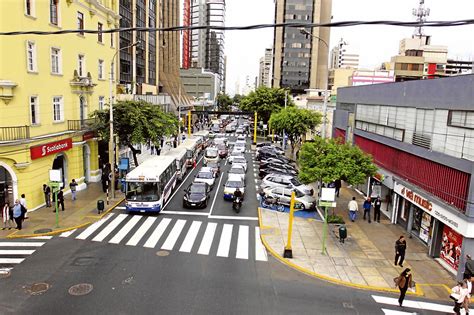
263, 187, 316, 210
260, 174, 314, 196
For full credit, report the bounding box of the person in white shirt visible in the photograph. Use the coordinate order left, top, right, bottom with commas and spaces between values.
464, 277, 472, 314
453, 280, 469, 315
348, 196, 359, 222
20, 193, 28, 219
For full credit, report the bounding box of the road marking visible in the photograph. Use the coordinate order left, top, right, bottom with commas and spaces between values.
115, 206, 126, 210
0, 258, 25, 264
255, 227, 268, 261
26, 236, 53, 240
197, 222, 217, 255
0, 242, 45, 247
109, 215, 142, 244
126, 216, 156, 246
0, 250, 36, 255
208, 215, 259, 221
216, 224, 233, 257
161, 219, 186, 250
381, 309, 416, 315
143, 218, 171, 248
76, 213, 114, 240
161, 210, 210, 216
372, 295, 453, 313
235, 225, 249, 260
208, 168, 225, 216
92, 214, 128, 242
179, 221, 202, 253
59, 229, 77, 237
254, 179, 258, 184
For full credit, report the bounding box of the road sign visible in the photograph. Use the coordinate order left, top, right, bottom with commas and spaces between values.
319, 201, 336, 207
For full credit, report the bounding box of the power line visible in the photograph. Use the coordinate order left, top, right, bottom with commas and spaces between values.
1, 20, 474, 36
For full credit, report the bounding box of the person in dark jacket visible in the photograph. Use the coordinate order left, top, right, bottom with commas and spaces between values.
58, 189, 65, 211
363, 197, 372, 223
43, 184, 51, 207
334, 179, 342, 197
464, 254, 474, 279
395, 235, 407, 267
395, 268, 413, 307
373, 196, 382, 223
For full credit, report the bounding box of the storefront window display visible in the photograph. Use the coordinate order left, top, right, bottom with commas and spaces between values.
440, 225, 463, 271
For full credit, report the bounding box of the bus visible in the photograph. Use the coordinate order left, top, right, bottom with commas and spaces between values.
180, 137, 201, 167
163, 148, 187, 182
125, 156, 177, 213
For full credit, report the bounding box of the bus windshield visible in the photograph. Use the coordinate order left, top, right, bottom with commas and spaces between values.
126, 182, 159, 202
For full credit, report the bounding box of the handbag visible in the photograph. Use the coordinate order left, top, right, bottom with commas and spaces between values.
393, 276, 401, 287
409, 279, 416, 288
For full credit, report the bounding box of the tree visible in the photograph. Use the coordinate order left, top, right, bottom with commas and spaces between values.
232, 94, 243, 107
269, 107, 322, 153
91, 100, 178, 167
216, 93, 233, 111
239, 87, 293, 123
298, 138, 377, 186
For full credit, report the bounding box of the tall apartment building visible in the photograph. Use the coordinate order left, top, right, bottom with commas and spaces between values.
258, 48, 273, 88
182, 0, 226, 92
330, 38, 359, 69
0, 0, 120, 210
272, 0, 332, 94
334, 75, 474, 278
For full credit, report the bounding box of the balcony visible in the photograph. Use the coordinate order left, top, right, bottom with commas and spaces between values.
67, 118, 97, 131
0, 126, 30, 142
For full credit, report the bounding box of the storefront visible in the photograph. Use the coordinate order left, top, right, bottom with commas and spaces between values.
368, 169, 395, 220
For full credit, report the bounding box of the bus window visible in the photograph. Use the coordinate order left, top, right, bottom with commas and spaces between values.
126, 182, 159, 202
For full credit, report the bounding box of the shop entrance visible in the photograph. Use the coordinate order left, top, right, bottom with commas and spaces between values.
52, 154, 67, 188
0, 163, 16, 206
83, 144, 90, 183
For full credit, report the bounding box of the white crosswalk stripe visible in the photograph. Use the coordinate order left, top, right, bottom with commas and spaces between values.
372, 295, 458, 314
0, 240, 47, 271
216, 224, 233, 257
76, 213, 114, 240
161, 219, 186, 250
179, 221, 202, 253
235, 225, 249, 260
197, 222, 217, 255
144, 218, 172, 248
60, 229, 77, 237
126, 217, 156, 246
255, 227, 268, 261
109, 215, 142, 244
92, 214, 128, 242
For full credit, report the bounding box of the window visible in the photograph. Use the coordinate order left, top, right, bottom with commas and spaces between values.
98, 22, 103, 42
51, 47, 61, 74
98, 96, 105, 110
50, 0, 59, 25
448, 111, 474, 129
25, 0, 34, 16
30, 96, 39, 125
52, 96, 63, 122
26, 41, 37, 72
98, 59, 104, 79
78, 54, 85, 77
77, 11, 84, 35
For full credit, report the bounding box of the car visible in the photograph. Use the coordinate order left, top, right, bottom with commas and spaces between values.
236, 127, 244, 134
237, 134, 246, 141
227, 150, 244, 163
205, 161, 221, 177
214, 137, 227, 147
257, 145, 284, 155
259, 161, 296, 172
259, 165, 297, 178
259, 157, 291, 166
204, 147, 219, 164
259, 153, 291, 164
233, 142, 246, 154
263, 187, 316, 210
256, 142, 273, 148
194, 169, 216, 188
260, 174, 314, 196
223, 174, 245, 200
230, 124, 237, 132
217, 143, 228, 158
225, 125, 233, 133
232, 156, 248, 171
212, 124, 220, 133
228, 164, 246, 182
183, 182, 211, 208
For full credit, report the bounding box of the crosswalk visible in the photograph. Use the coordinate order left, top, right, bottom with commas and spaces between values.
220, 133, 251, 138
372, 294, 462, 314
0, 237, 52, 272
60, 213, 268, 262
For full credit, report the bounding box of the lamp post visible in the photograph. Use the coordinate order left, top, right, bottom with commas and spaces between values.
299, 28, 330, 139
109, 40, 140, 199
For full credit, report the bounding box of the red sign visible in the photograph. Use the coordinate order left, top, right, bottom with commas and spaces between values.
30, 138, 72, 160
401, 187, 432, 211
440, 225, 463, 271
83, 131, 95, 141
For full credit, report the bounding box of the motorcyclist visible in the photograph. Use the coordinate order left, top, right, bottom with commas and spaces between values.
233, 188, 243, 200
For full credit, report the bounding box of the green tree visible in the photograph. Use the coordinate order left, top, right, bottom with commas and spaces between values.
269, 107, 322, 153
298, 138, 377, 185
216, 93, 233, 111
232, 94, 243, 107
91, 100, 178, 167
239, 87, 293, 123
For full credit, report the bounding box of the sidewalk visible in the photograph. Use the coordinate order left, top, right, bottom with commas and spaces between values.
0, 183, 124, 239
259, 185, 456, 301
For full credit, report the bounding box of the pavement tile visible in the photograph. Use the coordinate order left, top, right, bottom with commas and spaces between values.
335, 265, 351, 283
364, 275, 390, 288
358, 266, 382, 277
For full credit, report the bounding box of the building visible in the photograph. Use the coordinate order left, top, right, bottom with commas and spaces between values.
183, 0, 226, 92
0, 0, 120, 210
258, 48, 273, 88
180, 68, 219, 102
271, 0, 332, 94
350, 69, 395, 86
334, 75, 474, 278
330, 38, 359, 69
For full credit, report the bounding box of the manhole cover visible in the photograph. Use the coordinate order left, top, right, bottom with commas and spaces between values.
156, 250, 169, 257
34, 228, 52, 234
68, 283, 93, 296
24, 283, 50, 295
0, 268, 11, 279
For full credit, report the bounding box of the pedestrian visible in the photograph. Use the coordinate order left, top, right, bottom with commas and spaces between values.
52, 190, 58, 212
373, 196, 382, 223
395, 235, 407, 267
58, 189, 65, 211
464, 276, 472, 314
101, 165, 109, 193
451, 280, 469, 315
12, 199, 23, 230
2, 201, 12, 230
363, 197, 372, 223
69, 179, 78, 201
334, 179, 341, 197
394, 268, 413, 307
348, 196, 358, 222
464, 254, 474, 279
43, 184, 51, 207
19, 193, 28, 219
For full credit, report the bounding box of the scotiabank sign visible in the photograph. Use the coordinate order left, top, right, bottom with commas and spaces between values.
30, 138, 72, 160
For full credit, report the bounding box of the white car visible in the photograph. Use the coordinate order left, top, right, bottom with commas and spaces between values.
228, 164, 246, 182
232, 156, 247, 172
233, 142, 246, 154
204, 147, 219, 164
236, 127, 244, 134
223, 174, 245, 200
194, 169, 216, 188
227, 150, 244, 163
263, 186, 316, 210
237, 134, 246, 141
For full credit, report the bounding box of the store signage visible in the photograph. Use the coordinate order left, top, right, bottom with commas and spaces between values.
400, 187, 432, 212
30, 138, 72, 160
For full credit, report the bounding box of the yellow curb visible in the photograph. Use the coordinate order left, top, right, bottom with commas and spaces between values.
257, 207, 425, 297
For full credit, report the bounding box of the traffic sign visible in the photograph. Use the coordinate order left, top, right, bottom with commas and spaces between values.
319, 201, 336, 207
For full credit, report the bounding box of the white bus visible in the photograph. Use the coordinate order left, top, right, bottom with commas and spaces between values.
125, 156, 177, 213
163, 148, 187, 182
181, 137, 201, 167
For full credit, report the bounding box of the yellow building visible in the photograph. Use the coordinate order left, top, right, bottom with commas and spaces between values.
0, 0, 120, 210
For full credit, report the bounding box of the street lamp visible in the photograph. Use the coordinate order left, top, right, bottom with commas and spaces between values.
109, 40, 140, 199
299, 28, 330, 139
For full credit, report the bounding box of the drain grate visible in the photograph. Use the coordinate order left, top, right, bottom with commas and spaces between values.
156, 250, 169, 257
342, 302, 354, 309
34, 228, 52, 234
68, 283, 93, 296
24, 283, 50, 295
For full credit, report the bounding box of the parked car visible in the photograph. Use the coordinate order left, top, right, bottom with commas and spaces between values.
232, 156, 248, 172
263, 186, 316, 210
228, 164, 246, 182
260, 174, 314, 196
256, 142, 273, 148
259, 161, 296, 172
183, 182, 211, 208
223, 174, 245, 200
259, 165, 297, 178
259, 152, 291, 164
194, 168, 216, 188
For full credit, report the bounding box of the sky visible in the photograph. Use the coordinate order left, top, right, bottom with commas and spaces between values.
224, 0, 474, 95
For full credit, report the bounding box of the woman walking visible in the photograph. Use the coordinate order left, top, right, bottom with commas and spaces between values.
395, 268, 413, 307
2, 201, 12, 230
451, 280, 469, 315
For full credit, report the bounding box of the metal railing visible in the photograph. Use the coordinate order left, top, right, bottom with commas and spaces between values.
0, 126, 30, 142
67, 118, 97, 131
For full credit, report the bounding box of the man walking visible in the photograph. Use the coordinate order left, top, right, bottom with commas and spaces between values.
464, 254, 474, 279
395, 235, 407, 267
334, 179, 341, 197
363, 197, 372, 223
58, 189, 65, 211
43, 184, 51, 207
348, 197, 358, 222
69, 179, 78, 201
19, 193, 28, 219
373, 196, 382, 223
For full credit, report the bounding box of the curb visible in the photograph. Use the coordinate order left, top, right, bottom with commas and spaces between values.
5, 198, 124, 239
257, 207, 426, 297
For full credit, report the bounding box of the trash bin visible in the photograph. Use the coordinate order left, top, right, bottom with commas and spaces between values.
339, 225, 347, 243
97, 200, 105, 214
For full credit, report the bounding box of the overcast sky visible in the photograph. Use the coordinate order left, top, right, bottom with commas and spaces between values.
224, 0, 474, 95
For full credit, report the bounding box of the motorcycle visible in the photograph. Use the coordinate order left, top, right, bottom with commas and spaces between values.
261, 196, 285, 212
232, 196, 242, 213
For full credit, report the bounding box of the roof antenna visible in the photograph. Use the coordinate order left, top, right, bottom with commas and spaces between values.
412, 0, 430, 38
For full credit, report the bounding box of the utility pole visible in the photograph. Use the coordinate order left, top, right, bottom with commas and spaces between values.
178, 87, 181, 145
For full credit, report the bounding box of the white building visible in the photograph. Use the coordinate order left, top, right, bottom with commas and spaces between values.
330, 38, 360, 69
258, 48, 273, 88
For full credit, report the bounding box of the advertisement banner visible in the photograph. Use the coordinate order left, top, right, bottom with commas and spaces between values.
30, 138, 72, 160
440, 225, 463, 271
